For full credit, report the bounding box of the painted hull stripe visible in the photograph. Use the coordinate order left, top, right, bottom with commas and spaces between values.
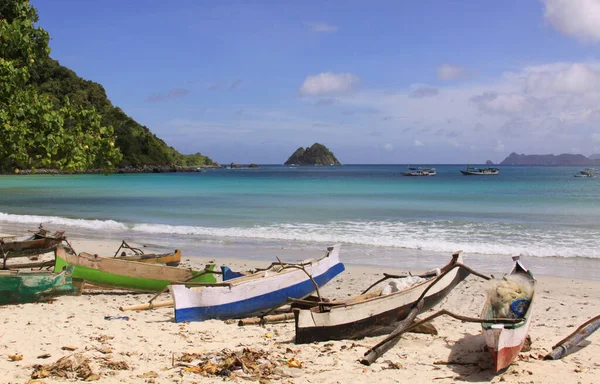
173, 263, 345, 322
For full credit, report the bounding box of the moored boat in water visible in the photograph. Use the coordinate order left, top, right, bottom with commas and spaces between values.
168, 244, 345, 322
54, 245, 217, 292
293, 251, 469, 344
574, 168, 598, 178
401, 167, 436, 176
460, 166, 499, 175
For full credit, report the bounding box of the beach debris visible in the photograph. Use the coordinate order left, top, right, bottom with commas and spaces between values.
94, 346, 113, 354
287, 358, 302, 368
104, 315, 129, 321
31, 353, 98, 381
177, 347, 296, 380
8, 353, 23, 361
37, 353, 52, 359
62, 346, 77, 351
408, 318, 438, 335
381, 360, 403, 370
137, 371, 158, 379
102, 360, 130, 370
544, 314, 600, 360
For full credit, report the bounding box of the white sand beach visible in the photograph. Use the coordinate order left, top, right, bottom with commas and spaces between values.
1, 239, 598, 384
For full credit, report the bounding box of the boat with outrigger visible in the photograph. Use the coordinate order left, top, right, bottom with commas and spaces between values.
574, 168, 598, 178
460, 165, 499, 175
401, 167, 436, 176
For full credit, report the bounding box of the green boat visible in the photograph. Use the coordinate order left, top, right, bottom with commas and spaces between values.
54, 246, 218, 292
0, 266, 80, 305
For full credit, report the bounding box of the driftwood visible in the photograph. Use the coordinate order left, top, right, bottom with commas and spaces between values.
361, 299, 424, 365
238, 313, 295, 326
544, 314, 600, 360
120, 300, 174, 312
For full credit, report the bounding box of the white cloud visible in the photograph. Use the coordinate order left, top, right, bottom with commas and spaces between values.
524, 63, 600, 94
413, 140, 424, 147
437, 64, 468, 80
309, 22, 338, 33
542, 0, 600, 42
383, 143, 393, 151
470, 92, 537, 115
299, 72, 360, 96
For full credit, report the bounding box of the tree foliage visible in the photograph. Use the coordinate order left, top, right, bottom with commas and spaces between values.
0, 0, 213, 173
0, 0, 122, 173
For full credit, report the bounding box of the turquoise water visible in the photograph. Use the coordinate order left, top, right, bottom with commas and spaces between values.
1, 165, 599, 278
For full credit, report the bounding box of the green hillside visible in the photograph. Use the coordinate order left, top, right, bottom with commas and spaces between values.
32, 59, 214, 168
0, 0, 214, 172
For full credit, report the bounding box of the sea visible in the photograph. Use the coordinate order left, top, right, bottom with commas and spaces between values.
1, 165, 599, 280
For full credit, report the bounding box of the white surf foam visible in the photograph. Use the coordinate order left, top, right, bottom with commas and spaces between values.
1, 212, 598, 259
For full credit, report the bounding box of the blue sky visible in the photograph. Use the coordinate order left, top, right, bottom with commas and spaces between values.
34, 0, 600, 164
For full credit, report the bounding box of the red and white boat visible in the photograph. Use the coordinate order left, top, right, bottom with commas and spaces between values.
481, 257, 535, 372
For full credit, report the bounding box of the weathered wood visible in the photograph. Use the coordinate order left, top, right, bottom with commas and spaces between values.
544, 314, 600, 360
361, 299, 424, 365
120, 300, 174, 312
238, 313, 295, 326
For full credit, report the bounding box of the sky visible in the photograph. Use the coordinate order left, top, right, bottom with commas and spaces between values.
33, 0, 600, 164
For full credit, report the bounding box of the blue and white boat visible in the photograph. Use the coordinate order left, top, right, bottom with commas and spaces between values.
168, 244, 345, 322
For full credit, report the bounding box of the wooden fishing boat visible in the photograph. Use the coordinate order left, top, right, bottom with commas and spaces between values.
0, 266, 80, 305
482, 256, 535, 372
293, 251, 468, 344
460, 166, 499, 175
168, 244, 345, 322
54, 246, 217, 292
112, 241, 181, 266
0, 228, 65, 259
401, 167, 436, 176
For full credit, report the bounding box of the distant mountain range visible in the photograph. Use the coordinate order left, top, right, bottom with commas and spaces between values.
500, 152, 600, 166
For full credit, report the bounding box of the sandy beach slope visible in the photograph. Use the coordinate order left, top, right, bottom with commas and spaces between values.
1, 239, 598, 383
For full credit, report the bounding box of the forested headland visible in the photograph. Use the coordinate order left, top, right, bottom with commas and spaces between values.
0, 0, 215, 174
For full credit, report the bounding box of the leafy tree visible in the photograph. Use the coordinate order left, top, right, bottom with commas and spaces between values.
0, 0, 122, 173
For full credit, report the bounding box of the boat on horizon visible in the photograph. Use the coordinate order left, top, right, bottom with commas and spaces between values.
401, 167, 436, 176
460, 166, 499, 175
574, 168, 598, 178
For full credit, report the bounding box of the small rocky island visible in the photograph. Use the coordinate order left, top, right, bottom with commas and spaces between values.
284, 143, 341, 166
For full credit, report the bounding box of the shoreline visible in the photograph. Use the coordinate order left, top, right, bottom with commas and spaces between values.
0, 237, 598, 383
1, 221, 599, 281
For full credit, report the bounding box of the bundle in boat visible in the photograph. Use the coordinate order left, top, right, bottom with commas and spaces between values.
0, 265, 80, 305
293, 251, 469, 344
481, 256, 535, 372
168, 244, 345, 322
54, 245, 217, 292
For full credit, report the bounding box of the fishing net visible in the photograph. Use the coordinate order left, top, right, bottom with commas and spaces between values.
486, 274, 534, 318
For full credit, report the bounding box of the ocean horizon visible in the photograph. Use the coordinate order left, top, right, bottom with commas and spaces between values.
1, 164, 599, 280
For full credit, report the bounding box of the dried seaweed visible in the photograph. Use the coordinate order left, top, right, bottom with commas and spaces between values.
31, 353, 98, 381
